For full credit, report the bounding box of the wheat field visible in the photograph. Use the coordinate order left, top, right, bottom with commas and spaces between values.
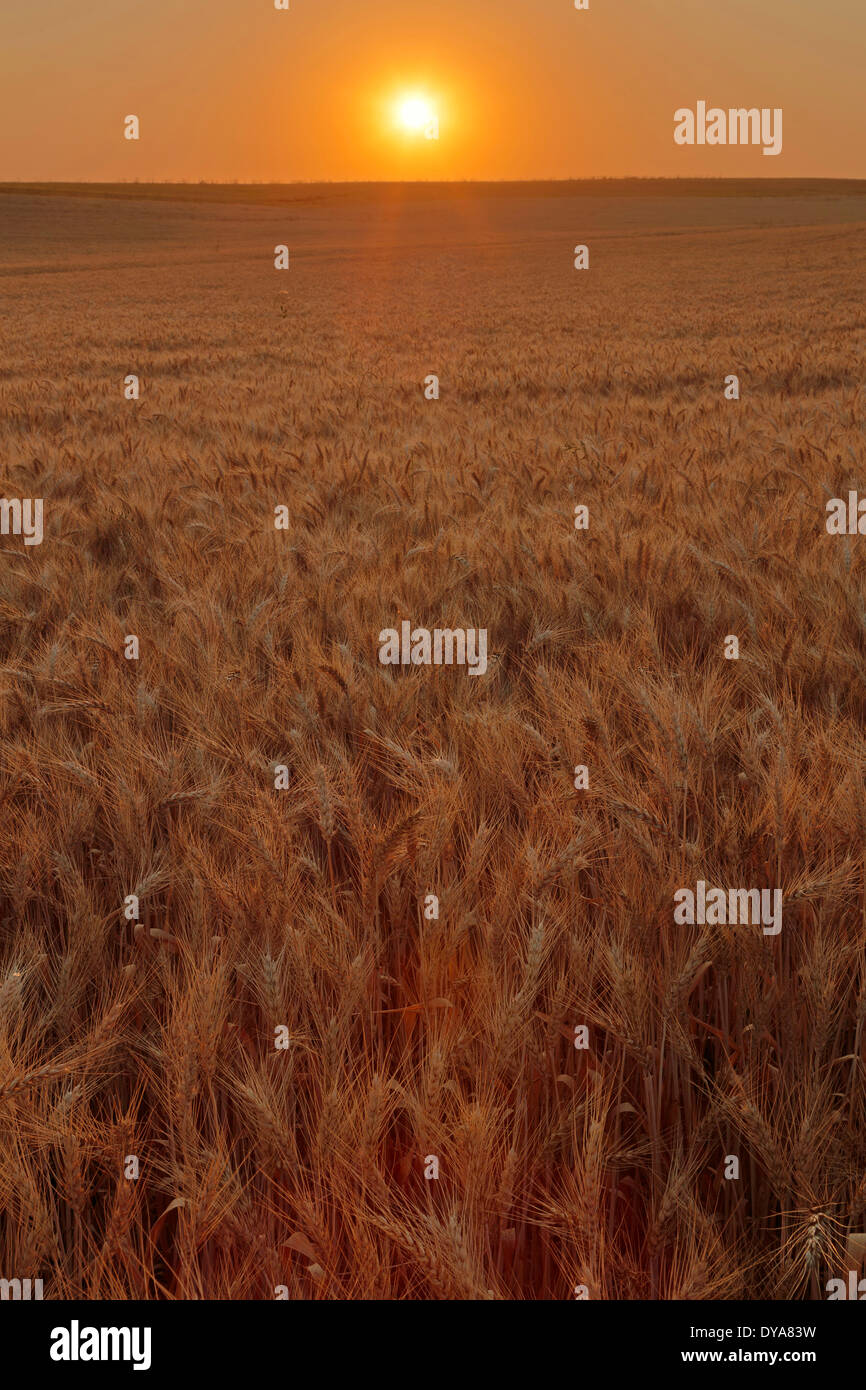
1, 180, 865, 1300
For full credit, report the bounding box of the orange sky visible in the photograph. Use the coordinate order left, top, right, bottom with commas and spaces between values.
2, 0, 864, 181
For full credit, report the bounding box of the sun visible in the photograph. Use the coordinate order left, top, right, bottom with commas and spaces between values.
396, 93, 436, 134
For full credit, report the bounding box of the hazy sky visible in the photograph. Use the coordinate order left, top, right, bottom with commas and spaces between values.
2, 0, 864, 181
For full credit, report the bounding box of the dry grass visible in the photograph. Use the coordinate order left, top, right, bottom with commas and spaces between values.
1, 182, 866, 1299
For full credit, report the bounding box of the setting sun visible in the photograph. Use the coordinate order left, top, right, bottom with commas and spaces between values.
396, 93, 437, 134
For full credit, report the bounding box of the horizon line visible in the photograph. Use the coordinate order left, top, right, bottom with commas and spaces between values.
3, 175, 866, 187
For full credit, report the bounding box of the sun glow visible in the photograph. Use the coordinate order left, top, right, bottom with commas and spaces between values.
396, 93, 436, 133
